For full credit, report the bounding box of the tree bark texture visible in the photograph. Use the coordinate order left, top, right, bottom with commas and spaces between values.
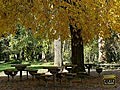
98, 37, 107, 62
54, 38, 62, 67
70, 25, 85, 72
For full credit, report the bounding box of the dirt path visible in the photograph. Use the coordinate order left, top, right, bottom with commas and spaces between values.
0, 69, 120, 90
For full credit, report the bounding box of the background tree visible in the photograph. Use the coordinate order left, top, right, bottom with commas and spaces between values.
84, 39, 98, 63
105, 31, 120, 63
0, 35, 10, 62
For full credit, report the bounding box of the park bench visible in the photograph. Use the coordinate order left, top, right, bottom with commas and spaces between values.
96, 64, 120, 70
4, 69, 18, 81
34, 72, 53, 87
27, 69, 38, 79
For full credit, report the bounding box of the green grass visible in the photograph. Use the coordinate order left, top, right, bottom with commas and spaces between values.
27, 62, 55, 70
0, 63, 15, 72
0, 62, 55, 72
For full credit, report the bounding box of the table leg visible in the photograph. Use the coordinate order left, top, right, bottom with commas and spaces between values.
26, 70, 28, 79
20, 70, 22, 80
88, 68, 90, 75
53, 74, 57, 90
53, 74, 56, 86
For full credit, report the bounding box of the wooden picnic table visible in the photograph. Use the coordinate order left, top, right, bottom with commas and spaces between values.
11, 64, 31, 80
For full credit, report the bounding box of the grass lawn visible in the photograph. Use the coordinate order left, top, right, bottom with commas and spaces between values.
0, 63, 13, 72
0, 61, 56, 72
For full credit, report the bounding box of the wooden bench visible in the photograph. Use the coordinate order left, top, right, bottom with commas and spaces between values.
97, 64, 120, 69
34, 73, 53, 87
4, 69, 18, 81
28, 69, 38, 79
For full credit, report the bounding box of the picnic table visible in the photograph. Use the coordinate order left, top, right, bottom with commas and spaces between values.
11, 64, 31, 80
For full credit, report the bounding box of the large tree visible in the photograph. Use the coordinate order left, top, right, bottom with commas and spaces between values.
0, 0, 120, 72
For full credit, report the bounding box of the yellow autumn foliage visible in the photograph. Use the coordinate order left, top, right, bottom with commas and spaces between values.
0, 0, 120, 43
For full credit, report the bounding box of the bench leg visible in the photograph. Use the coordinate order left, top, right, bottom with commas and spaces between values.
8, 75, 10, 81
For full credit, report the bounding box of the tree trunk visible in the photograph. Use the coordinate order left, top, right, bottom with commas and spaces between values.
54, 37, 62, 67
98, 37, 107, 62
70, 25, 85, 72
